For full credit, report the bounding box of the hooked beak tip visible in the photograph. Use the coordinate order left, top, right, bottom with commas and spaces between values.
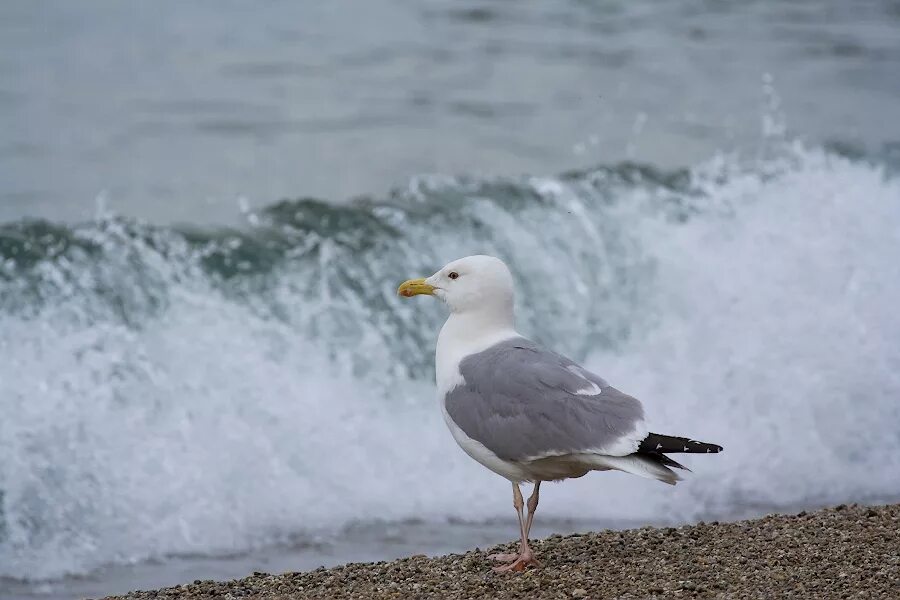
397, 278, 435, 298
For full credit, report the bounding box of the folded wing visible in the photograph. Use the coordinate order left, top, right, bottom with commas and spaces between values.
444, 337, 647, 462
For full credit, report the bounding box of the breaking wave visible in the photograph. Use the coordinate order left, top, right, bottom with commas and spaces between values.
2, 141, 899, 581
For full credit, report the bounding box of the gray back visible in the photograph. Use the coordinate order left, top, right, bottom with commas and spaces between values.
444, 337, 645, 461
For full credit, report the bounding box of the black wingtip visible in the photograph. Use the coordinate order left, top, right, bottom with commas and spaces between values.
639, 433, 723, 455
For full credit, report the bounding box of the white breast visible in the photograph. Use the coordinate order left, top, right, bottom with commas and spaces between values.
434, 315, 525, 481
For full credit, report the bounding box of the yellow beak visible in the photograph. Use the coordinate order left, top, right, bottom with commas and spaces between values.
397, 277, 435, 298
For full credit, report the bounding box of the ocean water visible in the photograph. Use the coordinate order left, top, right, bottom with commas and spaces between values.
3, 0, 900, 224
2, 1, 900, 599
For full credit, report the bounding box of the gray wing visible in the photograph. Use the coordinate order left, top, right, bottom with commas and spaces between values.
444, 337, 646, 462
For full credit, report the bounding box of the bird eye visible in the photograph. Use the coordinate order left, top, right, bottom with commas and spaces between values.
448, 271, 459, 280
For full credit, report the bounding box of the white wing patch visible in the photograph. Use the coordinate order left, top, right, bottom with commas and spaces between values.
566, 365, 603, 396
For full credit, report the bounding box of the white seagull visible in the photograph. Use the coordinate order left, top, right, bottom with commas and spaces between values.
398, 255, 722, 572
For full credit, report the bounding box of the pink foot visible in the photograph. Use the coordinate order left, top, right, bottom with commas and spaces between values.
491, 547, 541, 572
488, 552, 520, 562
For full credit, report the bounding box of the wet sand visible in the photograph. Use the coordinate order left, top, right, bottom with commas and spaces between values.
99, 503, 899, 599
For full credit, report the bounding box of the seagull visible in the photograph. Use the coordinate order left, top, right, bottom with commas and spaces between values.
398, 255, 722, 572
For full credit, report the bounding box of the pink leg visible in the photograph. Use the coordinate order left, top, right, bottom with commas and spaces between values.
524, 481, 540, 539
489, 482, 541, 572
488, 482, 526, 563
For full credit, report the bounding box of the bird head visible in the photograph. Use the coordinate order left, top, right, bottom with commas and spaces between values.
398, 255, 514, 316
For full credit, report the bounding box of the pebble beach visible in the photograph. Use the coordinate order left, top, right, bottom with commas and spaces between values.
99, 503, 899, 600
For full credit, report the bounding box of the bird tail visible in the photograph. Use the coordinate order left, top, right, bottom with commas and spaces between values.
586, 454, 682, 486
583, 434, 722, 486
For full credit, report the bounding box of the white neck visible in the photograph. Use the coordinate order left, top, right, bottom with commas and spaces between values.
435, 307, 518, 394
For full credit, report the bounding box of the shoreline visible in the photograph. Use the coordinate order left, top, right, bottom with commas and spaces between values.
99, 503, 899, 599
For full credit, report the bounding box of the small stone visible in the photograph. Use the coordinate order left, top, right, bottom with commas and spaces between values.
572, 588, 588, 598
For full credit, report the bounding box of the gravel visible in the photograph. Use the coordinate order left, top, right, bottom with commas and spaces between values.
99, 503, 900, 599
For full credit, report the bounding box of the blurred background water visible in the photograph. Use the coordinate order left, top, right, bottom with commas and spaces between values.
2, 1, 900, 598
3, 0, 899, 224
